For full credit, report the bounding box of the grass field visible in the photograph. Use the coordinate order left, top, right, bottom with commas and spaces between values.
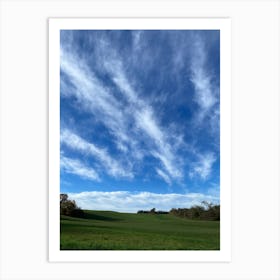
60, 210, 220, 250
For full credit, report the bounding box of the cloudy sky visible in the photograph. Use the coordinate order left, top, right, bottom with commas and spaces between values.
60, 30, 220, 212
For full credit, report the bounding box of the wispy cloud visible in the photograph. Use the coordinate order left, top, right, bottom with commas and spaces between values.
100, 45, 184, 180
61, 129, 133, 179
61, 42, 184, 185
156, 168, 172, 185
190, 34, 218, 123
68, 191, 220, 213
189, 152, 216, 180
135, 108, 183, 179
60, 49, 132, 153
60, 155, 100, 181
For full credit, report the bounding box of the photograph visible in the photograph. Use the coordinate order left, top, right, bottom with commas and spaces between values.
1, 0, 279, 276
59, 28, 221, 251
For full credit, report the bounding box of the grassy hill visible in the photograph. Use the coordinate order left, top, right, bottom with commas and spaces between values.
60, 210, 220, 250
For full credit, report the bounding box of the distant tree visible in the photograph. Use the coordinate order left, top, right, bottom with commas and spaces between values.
60, 193, 84, 217
137, 209, 168, 215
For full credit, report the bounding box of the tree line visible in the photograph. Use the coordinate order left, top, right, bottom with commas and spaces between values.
138, 201, 220, 221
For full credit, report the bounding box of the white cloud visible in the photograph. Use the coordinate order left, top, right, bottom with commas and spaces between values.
67, 191, 220, 213
190, 152, 216, 180
61, 45, 184, 184
61, 129, 133, 179
136, 108, 164, 144
60, 49, 132, 153
101, 54, 183, 181
190, 35, 218, 122
156, 168, 172, 185
60, 155, 100, 181
135, 108, 182, 179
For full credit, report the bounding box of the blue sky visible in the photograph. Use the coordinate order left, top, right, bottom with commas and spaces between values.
60, 30, 220, 212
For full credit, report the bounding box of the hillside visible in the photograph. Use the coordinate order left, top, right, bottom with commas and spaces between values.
60, 210, 220, 250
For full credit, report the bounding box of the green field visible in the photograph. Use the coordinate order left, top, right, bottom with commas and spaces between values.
60, 210, 220, 250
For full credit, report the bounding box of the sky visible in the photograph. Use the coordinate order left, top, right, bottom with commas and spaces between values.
60, 29, 220, 212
